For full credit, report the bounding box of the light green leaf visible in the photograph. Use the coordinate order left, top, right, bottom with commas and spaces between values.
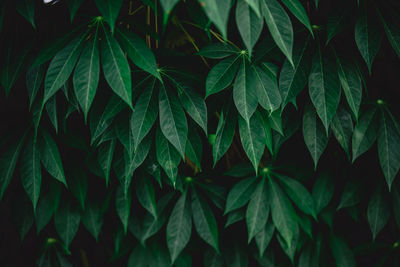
355, 6, 382, 74
236, 0, 263, 56
246, 177, 269, 243
98, 139, 116, 186
167, 190, 192, 264
378, 111, 400, 190
43, 33, 86, 104
352, 109, 378, 162
159, 84, 188, 158
245, 0, 261, 17
312, 172, 334, 214
238, 114, 265, 173
101, 25, 132, 108
116, 185, 132, 234
191, 188, 219, 252
280, 0, 313, 36
252, 64, 281, 112
136, 174, 158, 219
38, 129, 67, 186
261, 0, 294, 65
303, 104, 329, 168
54, 200, 81, 249
206, 54, 241, 97
200, 0, 232, 39
73, 27, 100, 122
233, 58, 259, 122
116, 29, 161, 80
331, 106, 354, 157
268, 177, 298, 249
225, 176, 258, 214
308, 46, 341, 132
94, 0, 123, 33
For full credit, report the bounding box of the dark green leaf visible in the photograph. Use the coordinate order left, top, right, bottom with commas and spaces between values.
136, 174, 158, 219
94, 0, 123, 33
66, 0, 83, 22
197, 43, 240, 59
352, 109, 378, 162
200, 0, 232, 39
116, 185, 132, 234
26, 65, 45, 109
312, 172, 334, 214
255, 220, 274, 257
329, 234, 356, 267
16, 0, 35, 28
281, 0, 313, 36
98, 139, 116, 186
54, 200, 81, 249
331, 106, 354, 157
252, 64, 281, 112
225, 176, 258, 214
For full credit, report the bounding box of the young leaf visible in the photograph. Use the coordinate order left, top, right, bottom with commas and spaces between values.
37, 129, 67, 186
281, 0, 313, 36
115, 185, 132, 234
206, 54, 241, 97
101, 25, 132, 108
260, 0, 294, 65
54, 200, 81, 249
73, 27, 100, 121
252, 64, 281, 112
331, 106, 354, 157
94, 0, 123, 33
378, 111, 400, 190
235, 0, 263, 57
246, 177, 269, 243
355, 6, 382, 74
200, 0, 232, 39
308, 46, 341, 132
303, 104, 329, 168
159, 84, 188, 158
225, 176, 258, 214
20, 135, 42, 210
238, 114, 265, 173
191, 188, 219, 252
352, 109, 378, 162
312, 172, 334, 214
167, 190, 192, 264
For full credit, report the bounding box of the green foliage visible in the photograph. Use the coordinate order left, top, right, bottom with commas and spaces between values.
1, 0, 400, 265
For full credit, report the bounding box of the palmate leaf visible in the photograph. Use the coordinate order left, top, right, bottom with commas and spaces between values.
167, 190, 192, 264
20, 135, 41, 210
303, 104, 329, 169
73, 25, 100, 122
200, 0, 232, 39
159, 84, 188, 158
94, 0, 123, 33
378, 111, 400, 190
235, 0, 263, 57
191, 188, 219, 252
367, 188, 390, 240
260, 0, 294, 66
308, 46, 341, 132
101, 24, 132, 108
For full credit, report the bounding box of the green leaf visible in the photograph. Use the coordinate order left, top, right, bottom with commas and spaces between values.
378, 11, 400, 59
115, 114, 135, 158
167, 190, 192, 264
268, 177, 298, 249
200, 0, 232, 39
246, 177, 269, 243
255, 221, 274, 257
36, 185, 60, 234
329, 234, 356, 267
125, 135, 152, 187
191, 188, 219, 252
245, 0, 261, 17
11, 195, 34, 242
337, 180, 361, 210
66, 0, 83, 22
204, 246, 224, 267
81, 199, 104, 241
355, 6, 382, 74
205, 54, 241, 97
116, 185, 132, 234
15, 0, 35, 28
131, 78, 158, 150
303, 104, 329, 168
0, 135, 26, 201
94, 0, 123, 33
101, 25, 132, 108
277, 175, 317, 218
225, 176, 258, 214
45, 95, 58, 133
378, 111, 400, 190
233, 58, 259, 122
128, 245, 150, 267
224, 244, 249, 267
159, 84, 188, 158
98, 139, 115, 186
238, 114, 265, 173
197, 43, 240, 59
312, 172, 334, 214
308, 46, 341, 132
352, 109, 378, 162
280, 0, 313, 36
54, 200, 81, 249
116, 29, 161, 80
68, 169, 88, 210
252, 64, 281, 112
160, 0, 180, 24
213, 101, 237, 166
236, 0, 263, 56
20, 135, 42, 210
336, 58, 362, 120
37, 129, 67, 186
136, 174, 158, 219
331, 106, 354, 157
225, 209, 245, 228
185, 127, 203, 170
156, 126, 181, 185
26, 65, 45, 109
279, 38, 310, 110
326, 9, 349, 45
261, 0, 294, 65
73, 28, 100, 122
